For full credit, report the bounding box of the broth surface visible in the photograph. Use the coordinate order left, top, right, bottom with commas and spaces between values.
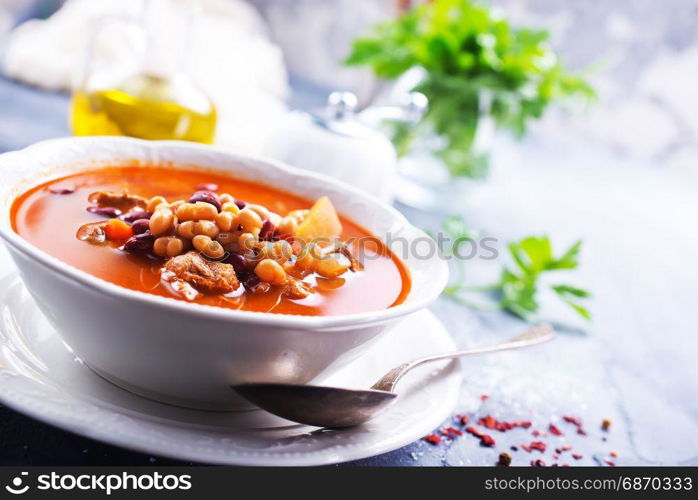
11, 166, 410, 316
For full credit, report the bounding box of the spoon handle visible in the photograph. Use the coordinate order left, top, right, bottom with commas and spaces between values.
370, 324, 555, 392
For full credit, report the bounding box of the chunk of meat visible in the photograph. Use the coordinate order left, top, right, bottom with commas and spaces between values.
319, 242, 364, 272
163, 251, 239, 294
283, 275, 313, 300
76, 221, 107, 244
88, 191, 148, 211
337, 242, 364, 272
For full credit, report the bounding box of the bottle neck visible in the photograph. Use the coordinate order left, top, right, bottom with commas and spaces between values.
141, 0, 194, 78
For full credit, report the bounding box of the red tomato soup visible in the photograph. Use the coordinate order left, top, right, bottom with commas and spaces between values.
11, 166, 411, 316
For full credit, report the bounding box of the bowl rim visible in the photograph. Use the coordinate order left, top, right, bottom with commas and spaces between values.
0, 136, 448, 330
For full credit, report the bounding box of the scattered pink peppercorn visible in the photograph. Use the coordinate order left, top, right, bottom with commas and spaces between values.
480, 435, 496, 447
440, 427, 463, 439
549, 424, 563, 436
465, 426, 495, 447
476, 415, 531, 432
529, 441, 547, 452
424, 434, 441, 445
482, 415, 496, 429
563, 415, 583, 426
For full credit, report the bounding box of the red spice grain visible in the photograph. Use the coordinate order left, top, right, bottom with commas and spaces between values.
465, 426, 481, 437
563, 415, 588, 435
548, 423, 563, 436
563, 415, 583, 427
572, 453, 583, 460
531, 459, 547, 467
561, 444, 573, 451
601, 418, 612, 431
440, 427, 463, 439
610, 451, 619, 458
605, 460, 616, 467
482, 415, 496, 429
532, 429, 547, 437
458, 414, 470, 425
480, 435, 496, 447
476, 416, 532, 432
480, 394, 489, 401
552, 454, 559, 460
465, 426, 495, 447
424, 434, 441, 445
529, 441, 547, 452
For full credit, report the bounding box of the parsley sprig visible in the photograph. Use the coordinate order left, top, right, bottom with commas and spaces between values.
441, 216, 591, 321
345, 0, 594, 178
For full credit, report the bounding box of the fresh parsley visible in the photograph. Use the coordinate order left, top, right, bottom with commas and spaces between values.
345, 0, 595, 178
441, 216, 591, 321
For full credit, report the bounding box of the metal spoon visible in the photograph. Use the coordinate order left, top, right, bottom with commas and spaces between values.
233, 324, 554, 428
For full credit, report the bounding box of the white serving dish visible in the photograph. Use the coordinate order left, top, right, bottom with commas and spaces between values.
0, 137, 448, 410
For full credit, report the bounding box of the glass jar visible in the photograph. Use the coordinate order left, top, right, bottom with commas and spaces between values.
359, 88, 496, 212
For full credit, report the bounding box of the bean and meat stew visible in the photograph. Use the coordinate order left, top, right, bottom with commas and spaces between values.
12, 166, 410, 316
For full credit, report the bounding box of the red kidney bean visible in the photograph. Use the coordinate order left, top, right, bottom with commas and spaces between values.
189, 191, 221, 211
259, 219, 275, 241
86, 206, 122, 218
234, 199, 246, 209
131, 219, 151, 235
49, 186, 75, 195
119, 210, 152, 224
195, 183, 219, 192
122, 232, 154, 253
226, 253, 250, 276
243, 274, 262, 291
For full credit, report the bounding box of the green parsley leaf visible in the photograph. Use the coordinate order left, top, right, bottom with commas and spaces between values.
439, 216, 591, 321
345, 0, 595, 178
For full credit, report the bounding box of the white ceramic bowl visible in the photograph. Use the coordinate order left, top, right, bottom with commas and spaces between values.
0, 137, 448, 410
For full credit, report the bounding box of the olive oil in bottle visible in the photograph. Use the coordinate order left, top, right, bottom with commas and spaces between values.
70, 0, 216, 144
71, 74, 216, 143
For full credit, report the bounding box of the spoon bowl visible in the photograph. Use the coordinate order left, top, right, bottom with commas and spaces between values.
234, 384, 397, 428
234, 324, 554, 428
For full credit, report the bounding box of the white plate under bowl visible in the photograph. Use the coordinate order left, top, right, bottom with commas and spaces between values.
0, 251, 461, 466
